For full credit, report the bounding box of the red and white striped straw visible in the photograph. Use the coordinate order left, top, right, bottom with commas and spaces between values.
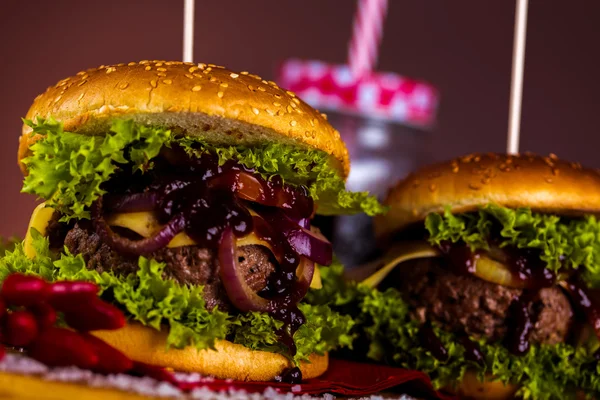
347, 0, 389, 78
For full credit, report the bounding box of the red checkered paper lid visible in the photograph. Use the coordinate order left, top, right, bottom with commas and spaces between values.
278, 59, 439, 129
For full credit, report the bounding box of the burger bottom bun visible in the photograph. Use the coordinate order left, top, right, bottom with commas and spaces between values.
0, 371, 160, 400
448, 371, 519, 399
92, 322, 328, 381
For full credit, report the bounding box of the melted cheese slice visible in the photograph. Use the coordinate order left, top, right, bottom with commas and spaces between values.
24, 202, 56, 259
359, 241, 440, 288
24, 204, 322, 288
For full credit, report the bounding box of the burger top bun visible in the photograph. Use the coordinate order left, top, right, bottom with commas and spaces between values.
375, 152, 600, 240
18, 60, 349, 178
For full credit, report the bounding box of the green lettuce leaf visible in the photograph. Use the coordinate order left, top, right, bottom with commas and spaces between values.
21, 118, 385, 220
310, 263, 600, 400
0, 231, 354, 363
425, 204, 600, 287
21, 118, 172, 222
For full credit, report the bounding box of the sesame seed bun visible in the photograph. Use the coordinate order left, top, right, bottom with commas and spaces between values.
18, 60, 349, 178
91, 322, 328, 381
374, 152, 600, 240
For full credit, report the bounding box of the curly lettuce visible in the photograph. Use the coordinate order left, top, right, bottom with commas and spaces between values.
309, 262, 600, 400
0, 231, 354, 364
21, 118, 386, 221
425, 204, 600, 287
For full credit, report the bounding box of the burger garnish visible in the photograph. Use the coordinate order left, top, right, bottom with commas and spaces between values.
0, 61, 381, 381
312, 153, 600, 399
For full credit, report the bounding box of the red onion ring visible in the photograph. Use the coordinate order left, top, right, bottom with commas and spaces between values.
92, 198, 185, 256
218, 228, 271, 312
255, 208, 332, 266
218, 228, 315, 312
208, 171, 314, 218
103, 192, 157, 213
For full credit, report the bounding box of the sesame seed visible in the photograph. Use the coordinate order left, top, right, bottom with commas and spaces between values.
208, 63, 217, 67
549, 153, 558, 160
145, 66, 152, 71
119, 82, 129, 90
210, 77, 218, 83
469, 183, 481, 190
189, 66, 199, 73
274, 94, 282, 99
304, 131, 311, 137
184, 74, 194, 79
77, 93, 84, 101
220, 83, 228, 88
248, 85, 255, 91
192, 85, 202, 91
292, 98, 300, 104
277, 110, 284, 116
139, 60, 149, 64
157, 67, 167, 72
198, 63, 207, 69
258, 86, 266, 92
287, 105, 293, 113
230, 73, 239, 79
290, 102, 297, 109
162, 79, 172, 85
265, 108, 275, 115
150, 80, 157, 88
252, 107, 260, 115
273, 102, 281, 107
157, 72, 167, 77
312, 118, 319, 126
240, 71, 249, 75
290, 120, 297, 127
309, 119, 315, 127
320, 113, 328, 120
286, 90, 296, 98
155, 62, 163, 67
217, 91, 224, 98
77, 80, 87, 87
452, 166, 459, 173
106, 67, 116, 74
268, 80, 278, 87
128, 62, 137, 66
193, 73, 203, 78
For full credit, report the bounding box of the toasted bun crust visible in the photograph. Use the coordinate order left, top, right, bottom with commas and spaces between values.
92, 322, 328, 381
18, 60, 348, 178
375, 152, 600, 240
449, 371, 518, 399
0, 371, 162, 400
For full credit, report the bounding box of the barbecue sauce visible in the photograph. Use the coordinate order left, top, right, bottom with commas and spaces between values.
102, 150, 318, 359
418, 323, 448, 362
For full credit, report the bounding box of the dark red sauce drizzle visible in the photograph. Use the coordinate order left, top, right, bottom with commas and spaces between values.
458, 335, 484, 366
275, 367, 302, 384
102, 150, 316, 363
418, 323, 449, 362
504, 290, 538, 355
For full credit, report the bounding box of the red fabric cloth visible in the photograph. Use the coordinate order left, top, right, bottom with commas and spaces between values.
173, 359, 455, 399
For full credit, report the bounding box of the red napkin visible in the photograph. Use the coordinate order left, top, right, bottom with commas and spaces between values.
173, 358, 456, 399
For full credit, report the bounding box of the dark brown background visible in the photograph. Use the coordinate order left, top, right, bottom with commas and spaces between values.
1, 0, 599, 237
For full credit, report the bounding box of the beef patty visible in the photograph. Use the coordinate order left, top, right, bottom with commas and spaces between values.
387, 258, 573, 345
63, 223, 276, 311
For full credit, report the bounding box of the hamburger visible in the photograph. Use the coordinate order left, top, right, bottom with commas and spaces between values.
311, 153, 600, 399
0, 60, 384, 382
